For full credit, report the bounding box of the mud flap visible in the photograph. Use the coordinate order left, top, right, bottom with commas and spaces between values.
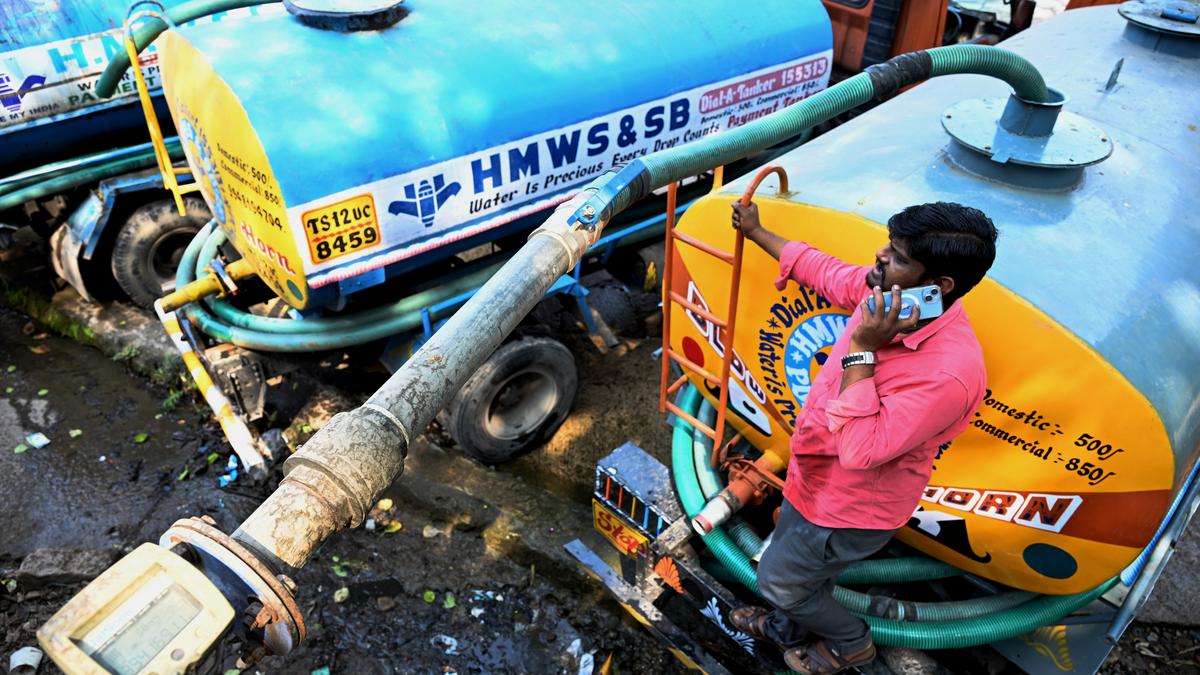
565, 539, 732, 675
50, 224, 95, 302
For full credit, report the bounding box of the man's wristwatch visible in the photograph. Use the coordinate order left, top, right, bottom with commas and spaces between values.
841, 351, 877, 369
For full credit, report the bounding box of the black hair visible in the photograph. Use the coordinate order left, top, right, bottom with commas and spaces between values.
886, 202, 998, 305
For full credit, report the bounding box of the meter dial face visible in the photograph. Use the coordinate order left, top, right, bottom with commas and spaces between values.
74, 572, 203, 674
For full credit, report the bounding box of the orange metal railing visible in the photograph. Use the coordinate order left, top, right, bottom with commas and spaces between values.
659, 165, 789, 470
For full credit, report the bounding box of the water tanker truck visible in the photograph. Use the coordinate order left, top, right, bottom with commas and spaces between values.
91, 0, 837, 469
35, 0, 1200, 673
0, 0, 276, 306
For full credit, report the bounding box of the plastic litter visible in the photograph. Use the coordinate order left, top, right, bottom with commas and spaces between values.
431, 634, 460, 655
25, 433, 49, 449
8, 645, 43, 675
68, 429, 82, 438
133, 432, 148, 443
470, 607, 485, 618
36, 389, 47, 396
423, 590, 436, 603
218, 456, 240, 487
29, 345, 49, 355
422, 525, 442, 538
333, 587, 350, 603
579, 652, 595, 675
311, 668, 331, 675
13, 444, 28, 455
442, 592, 456, 609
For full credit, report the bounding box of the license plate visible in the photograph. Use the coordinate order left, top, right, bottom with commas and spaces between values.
592, 500, 649, 557
301, 193, 381, 263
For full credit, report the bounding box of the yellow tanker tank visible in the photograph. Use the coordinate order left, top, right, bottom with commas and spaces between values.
668, 6, 1198, 595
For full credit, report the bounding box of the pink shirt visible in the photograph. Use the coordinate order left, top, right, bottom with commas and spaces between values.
774, 241, 987, 530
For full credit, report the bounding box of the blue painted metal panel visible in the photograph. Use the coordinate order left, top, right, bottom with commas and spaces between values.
178, 0, 833, 207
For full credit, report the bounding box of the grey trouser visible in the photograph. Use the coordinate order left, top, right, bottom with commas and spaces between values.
756, 500, 895, 651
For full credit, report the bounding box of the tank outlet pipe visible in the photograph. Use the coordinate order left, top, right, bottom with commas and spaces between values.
691, 460, 775, 535
160, 256, 257, 312
230, 183, 611, 570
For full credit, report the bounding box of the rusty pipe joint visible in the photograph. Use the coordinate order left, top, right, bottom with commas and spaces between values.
692, 475, 761, 536
692, 456, 782, 536
232, 406, 407, 570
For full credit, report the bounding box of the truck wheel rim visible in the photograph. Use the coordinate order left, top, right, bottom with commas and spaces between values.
484, 368, 559, 442
146, 228, 197, 294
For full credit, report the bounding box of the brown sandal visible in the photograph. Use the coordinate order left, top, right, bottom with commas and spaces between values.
784, 639, 876, 674
728, 606, 773, 641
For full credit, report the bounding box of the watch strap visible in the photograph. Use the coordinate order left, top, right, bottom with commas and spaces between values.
841, 351, 876, 369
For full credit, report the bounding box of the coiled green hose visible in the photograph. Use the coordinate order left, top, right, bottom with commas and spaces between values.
833, 585, 1036, 622
0, 139, 183, 212
670, 383, 1116, 647
175, 223, 496, 351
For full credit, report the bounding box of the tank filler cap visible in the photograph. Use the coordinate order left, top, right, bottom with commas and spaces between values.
941, 87, 1113, 190
284, 0, 408, 31
1118, 0, 1200, 38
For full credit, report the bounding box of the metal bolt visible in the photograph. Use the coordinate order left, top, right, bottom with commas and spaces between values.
580, 204, 596, 221
251, 606, 273, 630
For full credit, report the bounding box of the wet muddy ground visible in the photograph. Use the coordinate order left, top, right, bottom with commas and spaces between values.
0, 305, 685, 674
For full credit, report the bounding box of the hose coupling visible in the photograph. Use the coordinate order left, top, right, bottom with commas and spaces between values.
692, 490, 738, 536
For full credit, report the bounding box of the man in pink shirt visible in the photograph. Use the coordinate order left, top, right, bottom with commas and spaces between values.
726, 201, 996, 674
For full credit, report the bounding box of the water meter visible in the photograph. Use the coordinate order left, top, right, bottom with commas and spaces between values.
37, 543, 233, 675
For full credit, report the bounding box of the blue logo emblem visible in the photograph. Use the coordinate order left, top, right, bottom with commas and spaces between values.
0, 73, 46, 113
388, 174, 460, 228
784, 312, 849, 406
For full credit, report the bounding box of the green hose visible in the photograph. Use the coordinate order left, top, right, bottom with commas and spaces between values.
836, 557, 962, 585
177, 224, 495, 351
692, 400, 722, 499
671, 385, 762, 593
573, 44, 1050, 231
638, 46, 1047, 190
96, 0, 279, 99
833, 585, 1036, 622
670, 383, 1114, 647
0, 140, 184, 212
864, 579, 1116, 650
0, 138, 183, 198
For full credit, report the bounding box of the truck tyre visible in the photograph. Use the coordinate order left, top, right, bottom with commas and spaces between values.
111, 196, 212, 308
441, 336, 577, 464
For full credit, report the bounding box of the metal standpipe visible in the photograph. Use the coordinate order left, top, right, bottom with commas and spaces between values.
231, 179, 612, 573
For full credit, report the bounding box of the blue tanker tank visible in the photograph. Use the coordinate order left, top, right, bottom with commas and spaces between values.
158, 0, 836, 309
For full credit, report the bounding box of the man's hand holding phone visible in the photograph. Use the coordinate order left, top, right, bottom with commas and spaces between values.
850, 285, 922, 353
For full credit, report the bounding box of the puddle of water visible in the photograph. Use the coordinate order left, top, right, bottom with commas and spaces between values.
0, 308, 207, 556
